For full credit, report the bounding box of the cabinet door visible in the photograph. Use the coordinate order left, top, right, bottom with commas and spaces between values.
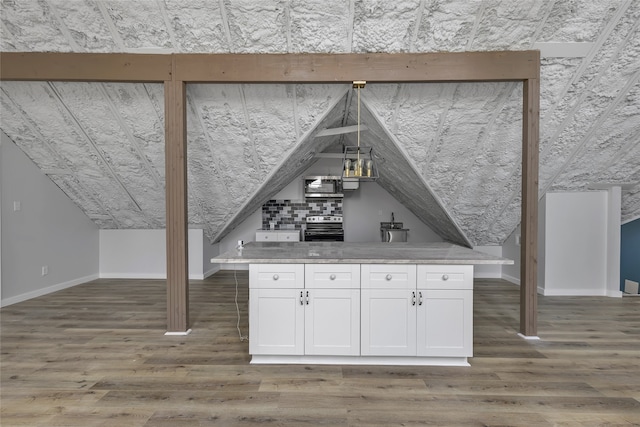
361, 289, 416, 356
249, 289, 304, 355
305, 289, 360, 356
416, 289, 472, 357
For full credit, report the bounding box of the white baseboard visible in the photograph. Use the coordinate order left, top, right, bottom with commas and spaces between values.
502, 273, 520, 285
541, 288, 607, 296
100, 272, 166, 279
221, 265, 249, 271
606, 290, 623, 298
165, 329, 192, 336
1, 274, 99, 307
517, 333, 540, 340
473, 272, 502, 279
203, 265, 220, 278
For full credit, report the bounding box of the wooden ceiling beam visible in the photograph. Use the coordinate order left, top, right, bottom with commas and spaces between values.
0, 52, 172, 82
176, 51, 540, 83
1, 51, 539, 83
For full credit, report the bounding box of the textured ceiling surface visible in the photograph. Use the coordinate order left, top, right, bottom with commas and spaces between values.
1, 0, 639, 246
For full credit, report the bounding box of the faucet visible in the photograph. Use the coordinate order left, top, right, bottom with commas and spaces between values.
391, 212, 395, 224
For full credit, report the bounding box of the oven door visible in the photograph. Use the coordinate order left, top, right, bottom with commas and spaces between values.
304, 231, 345, 242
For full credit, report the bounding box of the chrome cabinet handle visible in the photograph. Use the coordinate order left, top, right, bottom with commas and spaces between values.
412, 291, 416, 306
273, 274, 279, 281
442, 274, 449, 281
300, 291, 304, 305
329, 274, 336, 280
386, 274, 393, 281
418, 291, 423, 306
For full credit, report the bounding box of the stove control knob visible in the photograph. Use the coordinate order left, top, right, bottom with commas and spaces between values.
273, 274, 279, 281
329, 274, 336, 280
386, 274, 392, 281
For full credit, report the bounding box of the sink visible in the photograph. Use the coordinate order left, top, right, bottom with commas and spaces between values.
380, 221, 403, 230
380, 222, 408, 242
381, 228, 408, 242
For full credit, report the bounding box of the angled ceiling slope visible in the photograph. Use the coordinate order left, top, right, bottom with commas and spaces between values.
213, 86, 350, 242
348, 94, 471, 247
1, 0, 639, 247
0, 82, 352, 244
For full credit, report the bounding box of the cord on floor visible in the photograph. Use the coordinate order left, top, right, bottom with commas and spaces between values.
234, 266, 249, 342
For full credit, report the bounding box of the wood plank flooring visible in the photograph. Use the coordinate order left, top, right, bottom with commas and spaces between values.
1, 272, 639, 426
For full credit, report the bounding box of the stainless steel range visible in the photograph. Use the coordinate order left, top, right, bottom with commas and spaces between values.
304, 215, 344, 242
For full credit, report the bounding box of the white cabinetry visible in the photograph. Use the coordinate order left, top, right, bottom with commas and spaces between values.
361, 265, 417, 356
417, 265, 473, 357
255, 230, 300, 242
249, 264, 359, 357
304, 264, 360, 356
249, 264, 304, 355
361, 264, 473, 358
249, 263, 474, 366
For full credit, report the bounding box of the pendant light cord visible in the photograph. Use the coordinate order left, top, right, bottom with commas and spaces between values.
357, 84, 361, 165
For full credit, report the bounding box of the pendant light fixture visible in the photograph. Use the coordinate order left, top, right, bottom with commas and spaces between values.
343, 81, 377, 186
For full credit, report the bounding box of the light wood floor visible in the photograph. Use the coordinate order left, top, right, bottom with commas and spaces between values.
1, 271, 639, 426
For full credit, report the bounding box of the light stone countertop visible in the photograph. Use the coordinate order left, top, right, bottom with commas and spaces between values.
211, 242, 514, 265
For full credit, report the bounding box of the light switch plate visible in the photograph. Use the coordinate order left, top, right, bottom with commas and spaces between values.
13, 201, 21, 211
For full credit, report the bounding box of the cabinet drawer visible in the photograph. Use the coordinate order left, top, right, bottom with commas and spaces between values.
305, 264, 360, 289
417, 265, 472, 290
256, 231, 277, 242
361, 264, 416, 289
249, 264, 304, 289
278, 231, 300, 242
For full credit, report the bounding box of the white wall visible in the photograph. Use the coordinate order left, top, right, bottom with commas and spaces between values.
502, 225, 521, 285
203, 240, 220, 278
215, 159, 443, 270
295, 158, 443, 243
99, 229, 209, 279
542, 192, 608, 296
538, 194, 547, 293
343, 181, 444, 243
605, 186, 623, 297
1, 134, 99, 306
473, 245, 503, 279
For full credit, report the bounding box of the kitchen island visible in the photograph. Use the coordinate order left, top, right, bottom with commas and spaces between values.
212, 242, 512, 366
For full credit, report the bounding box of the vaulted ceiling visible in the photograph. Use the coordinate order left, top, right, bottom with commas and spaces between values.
1, 0, 639, 246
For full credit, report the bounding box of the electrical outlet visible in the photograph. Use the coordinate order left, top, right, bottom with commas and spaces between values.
13, 201, 21, 211
41, 265, 48, 276
515, 235, 521, 246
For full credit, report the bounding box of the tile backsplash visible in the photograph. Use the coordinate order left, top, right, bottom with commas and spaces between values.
262, 199, 343, 230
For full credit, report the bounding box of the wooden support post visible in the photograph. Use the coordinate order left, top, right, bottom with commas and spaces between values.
520, 77, 540, 337
164, 75, 189, 333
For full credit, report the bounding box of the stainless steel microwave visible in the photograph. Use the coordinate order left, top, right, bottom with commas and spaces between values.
303, 176, 343, 198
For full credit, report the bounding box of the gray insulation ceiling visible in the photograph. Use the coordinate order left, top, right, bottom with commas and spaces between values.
1, 0, 639, 246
